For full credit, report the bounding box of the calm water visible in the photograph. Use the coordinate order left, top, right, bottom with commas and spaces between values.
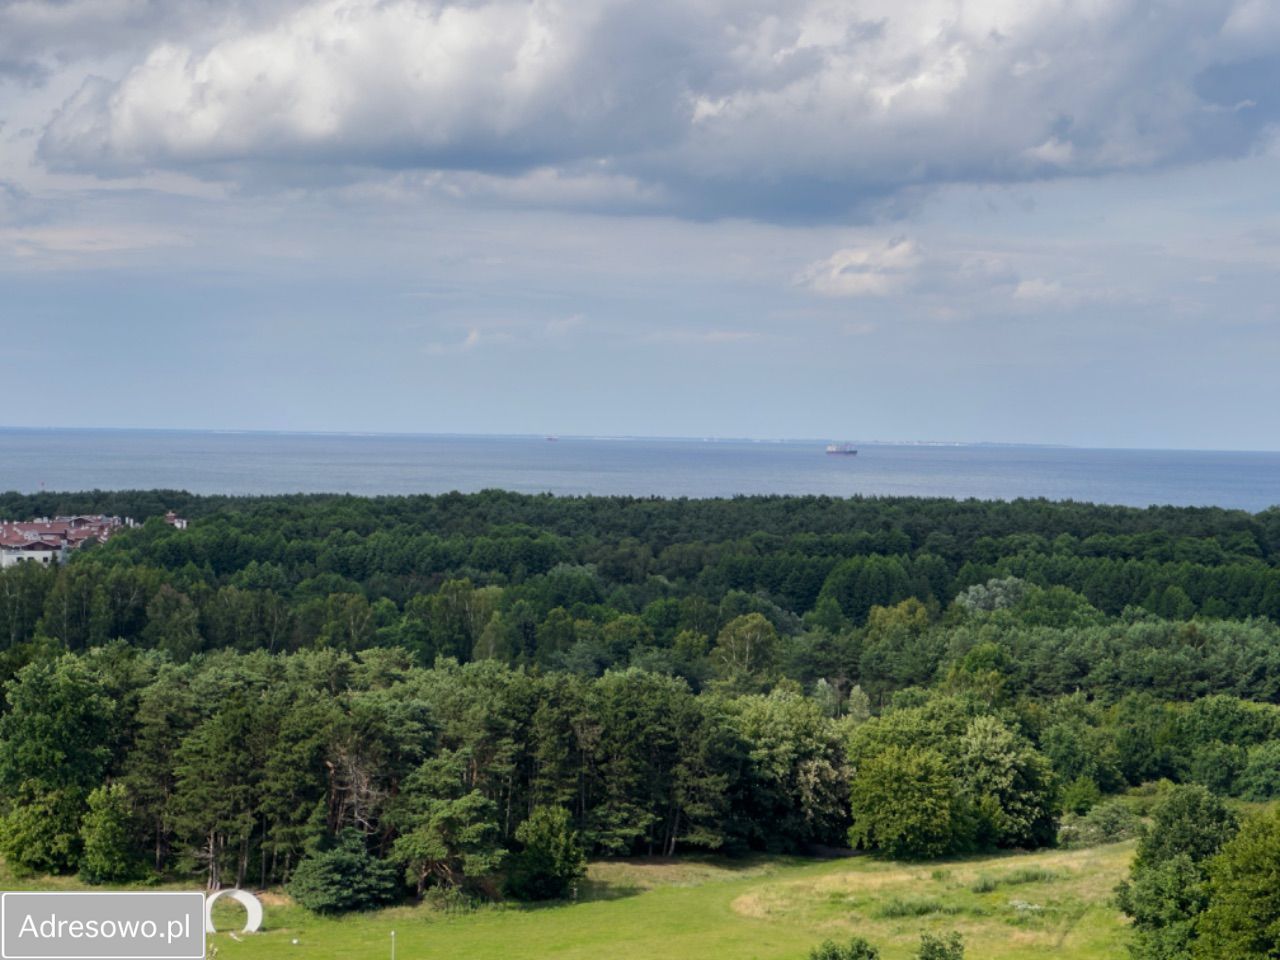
1, 430, 1277, 511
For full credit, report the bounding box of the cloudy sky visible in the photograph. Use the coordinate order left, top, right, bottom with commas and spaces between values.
2, 0, 1279, 449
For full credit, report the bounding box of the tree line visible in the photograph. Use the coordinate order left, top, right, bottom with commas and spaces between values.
0, 648, 845, 891
2, 490, 1280, 931
7, 638, 1280, 901
2, 492, 1280, 693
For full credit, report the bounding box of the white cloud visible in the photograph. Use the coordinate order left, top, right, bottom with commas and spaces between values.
799, 238, 920, 297
39, 0, 647, 171
26, 0, 1280, 220
1024, 138, 1075, 167
0, 223, 190, 263
1012, 277, 1069, 303
1009, 276, 1131, 308
1220, 0, 1280, 56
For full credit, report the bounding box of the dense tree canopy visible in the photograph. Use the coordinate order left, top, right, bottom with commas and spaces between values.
0, 490, 1278, 910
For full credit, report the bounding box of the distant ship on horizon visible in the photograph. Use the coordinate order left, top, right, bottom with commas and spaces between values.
825, 443, 858, 455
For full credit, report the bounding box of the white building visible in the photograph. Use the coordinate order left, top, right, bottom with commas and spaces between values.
0, 539, 67, 568
0, 515, 123, 568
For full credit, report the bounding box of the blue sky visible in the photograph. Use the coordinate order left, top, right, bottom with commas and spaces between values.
2, 0, 1279, 450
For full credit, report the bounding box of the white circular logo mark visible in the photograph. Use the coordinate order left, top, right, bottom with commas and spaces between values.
205, 889, 264, 934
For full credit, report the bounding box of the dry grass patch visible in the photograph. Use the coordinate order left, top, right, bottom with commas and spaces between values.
586, 855, 781, 897
731, 841, 1136, 959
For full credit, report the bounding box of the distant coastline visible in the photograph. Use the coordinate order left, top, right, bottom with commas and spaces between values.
5, 424, 1275, 455
1, 428, 1277, 510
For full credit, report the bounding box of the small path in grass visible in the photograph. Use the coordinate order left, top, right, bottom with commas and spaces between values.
3, 844, 1136, 960
729, 842, 1136, 960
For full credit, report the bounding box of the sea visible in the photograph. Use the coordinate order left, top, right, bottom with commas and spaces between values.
1, 429, 1278, 511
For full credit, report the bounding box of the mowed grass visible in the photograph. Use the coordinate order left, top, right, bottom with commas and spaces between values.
2, 844, 1135, 960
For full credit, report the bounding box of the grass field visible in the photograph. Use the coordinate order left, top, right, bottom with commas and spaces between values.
4, 842, 1135, 960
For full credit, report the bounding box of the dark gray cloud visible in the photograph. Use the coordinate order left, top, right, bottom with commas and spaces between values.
20, 0, 1280, 221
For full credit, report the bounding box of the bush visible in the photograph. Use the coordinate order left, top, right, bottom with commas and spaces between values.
1061, 776, 1102, 815
809, 937, 880, 960
875, 897, 960, 918
288, 831, 402, 914
79, 784, 142, 884
422, 885, 478, 913
1058, 799, 1142, 848
504, 806, 586, 901
916, 931, 964, 960
1120, 779, 1177, 817
0, 789, 84, 876
969, 867, 1057, 892
1002, 866, 1059, 885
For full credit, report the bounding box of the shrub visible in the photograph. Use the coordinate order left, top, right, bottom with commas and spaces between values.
1002, 866, 1059, 885
0, 789, 84, 876
79, 784, 142, 884
504, 806, 586, 901
288, 831, 402, 914
916, 931, 964, 960
1058, 799, 1142, 848
423, 885, 478, 913
809, 937, 880, 960
875, 897, 960, 918
1061, 776, 1102, 815
970, 866, 1057, 892
1121, 779, 1176, 817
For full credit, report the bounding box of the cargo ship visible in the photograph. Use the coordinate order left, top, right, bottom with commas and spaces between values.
825, 443, 858, 455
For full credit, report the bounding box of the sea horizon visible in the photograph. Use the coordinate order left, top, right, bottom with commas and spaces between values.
2, 424, 1276, 456
2, 427, 1278, 511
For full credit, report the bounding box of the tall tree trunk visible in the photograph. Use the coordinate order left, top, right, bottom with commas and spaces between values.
206, 832, 220, 890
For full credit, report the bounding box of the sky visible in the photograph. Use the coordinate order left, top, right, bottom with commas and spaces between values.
2, 0, 1279, 450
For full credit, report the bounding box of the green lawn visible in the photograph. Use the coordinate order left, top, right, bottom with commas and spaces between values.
88, 842, 1135, 960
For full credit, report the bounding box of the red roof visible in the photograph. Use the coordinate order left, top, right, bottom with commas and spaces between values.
0, 515, 121, 551
1, 540, 61, 552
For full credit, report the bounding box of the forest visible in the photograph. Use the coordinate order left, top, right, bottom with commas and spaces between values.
3, 490, 1280, 957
